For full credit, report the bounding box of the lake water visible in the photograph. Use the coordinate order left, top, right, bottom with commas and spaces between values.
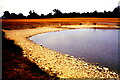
29, 29, 119, 72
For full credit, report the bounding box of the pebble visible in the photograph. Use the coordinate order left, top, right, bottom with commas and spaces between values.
70, 56, 74, 58
83, 63, 88, 66
103, 67, 109, 71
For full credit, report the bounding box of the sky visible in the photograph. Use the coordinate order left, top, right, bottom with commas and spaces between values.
0, 0, 119, 16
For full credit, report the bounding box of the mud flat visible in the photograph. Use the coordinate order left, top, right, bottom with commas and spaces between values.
3, 26, 119, 78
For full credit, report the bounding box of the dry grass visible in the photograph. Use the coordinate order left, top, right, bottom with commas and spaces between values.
2, 18, 120, 30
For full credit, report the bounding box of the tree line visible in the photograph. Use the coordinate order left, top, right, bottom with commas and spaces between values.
2, 6, 120, 19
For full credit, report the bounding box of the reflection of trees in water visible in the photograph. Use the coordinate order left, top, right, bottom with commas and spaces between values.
2, 6, 120, 19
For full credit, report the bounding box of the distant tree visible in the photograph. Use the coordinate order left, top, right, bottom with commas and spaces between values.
112, 6, 120, 18
113, 6, 120, 13
93, 10, 98, 17
2, 11, 11, 19
53, 9, 63, 17
93, 10, 98, 14
46, 13, 53, 18
11, 13, 17, 19
27, 10, 40, 19
100, 10, 107, 17
40, 14, 45, 18
18, 13, 26, 19
29, 10, 32, 15
53, 9, 62, 14
104, 10, 107, 13
2, 6, 120, 19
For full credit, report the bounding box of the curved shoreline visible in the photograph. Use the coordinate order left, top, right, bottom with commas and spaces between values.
3, 26, 119, 78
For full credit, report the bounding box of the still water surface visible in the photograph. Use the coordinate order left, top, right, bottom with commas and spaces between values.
30, 29, 119, 71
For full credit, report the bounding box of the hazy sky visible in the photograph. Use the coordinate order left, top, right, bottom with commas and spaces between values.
0, 0, 119, 16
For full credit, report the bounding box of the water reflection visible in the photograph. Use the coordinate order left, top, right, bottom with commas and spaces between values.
30, 29, 119, 72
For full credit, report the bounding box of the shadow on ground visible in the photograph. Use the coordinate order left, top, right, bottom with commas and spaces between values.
2, 31, 59, 80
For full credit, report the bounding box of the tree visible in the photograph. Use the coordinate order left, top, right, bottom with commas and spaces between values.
40, 14, 45, 18
18, 13, 26, 19
53, 9, 62, 14
27, 10, 40, 18
93, 10, 98, 14
113, 6, 120, 13
113, 6, 120, 18
104, 10, 107, 13
46, 13, 53, 18
53, 9, 63, 17
11, 13, 17, 19
2, 11, 11, 19
29, 10, 32, 15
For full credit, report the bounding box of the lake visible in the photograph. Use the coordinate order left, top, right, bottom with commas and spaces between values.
29, 29, 119, 72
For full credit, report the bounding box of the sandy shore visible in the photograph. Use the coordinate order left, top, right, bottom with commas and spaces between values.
3, 26, 119, 78
61, 25, 119, 29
